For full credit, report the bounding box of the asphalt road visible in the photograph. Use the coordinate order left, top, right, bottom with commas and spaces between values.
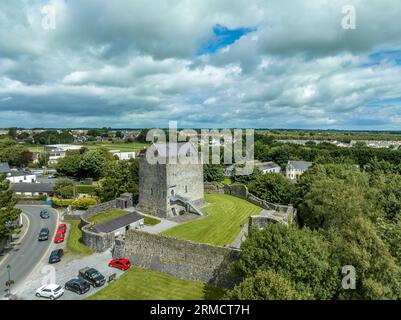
0, 206, 57, 298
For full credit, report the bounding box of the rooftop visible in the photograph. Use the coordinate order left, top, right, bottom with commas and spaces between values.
11, 182, 54, 193
0, 162, 11, 173
94, 211, 144, 233
288, 161, 313, 170
255, 161, 280, 170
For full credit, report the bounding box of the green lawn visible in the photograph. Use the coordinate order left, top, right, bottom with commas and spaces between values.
66, 220, 92, 256
86, 267, 225, 300
88, 209, 127, 224
144, 215, 161, 226
162, 194, 262, 246
75, 184, 97, 195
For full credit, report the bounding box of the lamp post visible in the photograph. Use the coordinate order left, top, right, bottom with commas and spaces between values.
5, 264, 14, 298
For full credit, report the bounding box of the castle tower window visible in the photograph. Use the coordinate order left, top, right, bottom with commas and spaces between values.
185, 185, 188, 193
151, 188, 153, 196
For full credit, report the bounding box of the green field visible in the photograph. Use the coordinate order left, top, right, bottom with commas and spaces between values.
162, 194, 262, 246
66, 220, 92, 256
26, 142, 149, 153
82, 142, 149, 152
86, 267, 225, 300
88, 209, 127, 224
144, 215, 161, 225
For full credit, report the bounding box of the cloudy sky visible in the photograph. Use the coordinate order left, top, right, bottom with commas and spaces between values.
1, 0, 401, 129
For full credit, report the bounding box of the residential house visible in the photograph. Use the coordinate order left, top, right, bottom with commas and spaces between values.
6, 170, 37, 183
255, 161, 281, 174
11, 182, 54, 197
286, 161, 313, 181
45, 144, 83, 164
110, 150, 136, 160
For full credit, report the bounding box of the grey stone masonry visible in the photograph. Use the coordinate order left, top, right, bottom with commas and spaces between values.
122, 230, 240, 288
137, 143, 204, 218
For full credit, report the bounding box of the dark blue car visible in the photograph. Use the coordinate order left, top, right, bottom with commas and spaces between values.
49, 249, 64, 264
40, 210, 50, 219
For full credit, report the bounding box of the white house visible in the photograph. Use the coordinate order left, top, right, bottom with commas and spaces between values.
45, 144, 83, 164
254, 161, 281, 174
286, 161, 313, 181
110, 150, 136, 160
6, 171, 37, 183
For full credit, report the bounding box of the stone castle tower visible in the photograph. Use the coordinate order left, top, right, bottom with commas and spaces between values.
137, 142, 205, 218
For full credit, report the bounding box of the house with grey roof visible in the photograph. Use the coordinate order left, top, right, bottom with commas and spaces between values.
286, 161, 313, 181
255, 161, 281, 174
11, 182, 54, 197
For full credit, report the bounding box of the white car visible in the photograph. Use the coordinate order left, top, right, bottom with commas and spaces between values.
35, 284, 64, 300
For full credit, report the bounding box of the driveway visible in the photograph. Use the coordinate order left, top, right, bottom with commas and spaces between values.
0, 205, 57, 298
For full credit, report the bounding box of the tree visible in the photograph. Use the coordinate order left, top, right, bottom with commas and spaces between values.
226, 269, 312, 300
53, 178, 74, 199
0, 175, 21, 239
96, 161, 138, 202
203, 164, 224, 182
248, 173, 295, 204
235, 224, 340, 300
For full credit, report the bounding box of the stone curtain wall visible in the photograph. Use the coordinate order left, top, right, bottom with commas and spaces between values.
121, 230, 240, 289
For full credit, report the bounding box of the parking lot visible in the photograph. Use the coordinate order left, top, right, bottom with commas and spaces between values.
14, 249, 125, 300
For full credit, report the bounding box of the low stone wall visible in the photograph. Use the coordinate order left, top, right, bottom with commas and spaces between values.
85, 199, 117, 216
16, 200, 44, 205
80, 193, 135, 252
120, 230, 240, 289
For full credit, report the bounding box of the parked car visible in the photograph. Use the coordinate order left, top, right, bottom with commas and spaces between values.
64, 278, 90, 295
40, 210, 50, 219
54, 231, 65, 244
78, 267, 106, 287
57, 223, 67, 234
38, 228, 50, 241
35, 284, 64, 300
109, 258, 131, 271
49, 249, 64, 264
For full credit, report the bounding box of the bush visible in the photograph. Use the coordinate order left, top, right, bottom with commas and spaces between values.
52, 196, 100, 209
52, 197, 74, 207
72, 197, 100, 210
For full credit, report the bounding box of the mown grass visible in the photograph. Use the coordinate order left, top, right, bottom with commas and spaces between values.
66, 220, 92, 256
86, 267, 225, 300
144, 215, 161, 226
75, 184, 97, 195
88, 209, 128, 224
162, 194, 262, 246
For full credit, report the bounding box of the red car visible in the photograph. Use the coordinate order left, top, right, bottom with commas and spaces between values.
109, 258, 131, 271
54, 231, 65, 244
57, 224, 67, 234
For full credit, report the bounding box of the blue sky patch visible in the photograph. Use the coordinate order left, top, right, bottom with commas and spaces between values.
197, 24, 256, 55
